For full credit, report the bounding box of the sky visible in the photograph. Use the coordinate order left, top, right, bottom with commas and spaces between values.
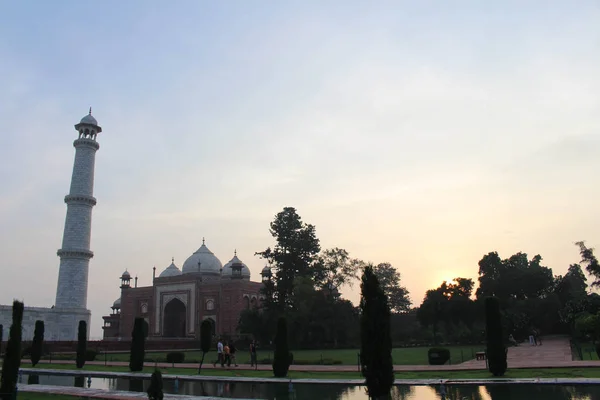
0, 1, 599, 339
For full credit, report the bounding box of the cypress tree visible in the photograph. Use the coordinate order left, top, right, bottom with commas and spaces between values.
485, 296, 507, 376
30, 320, 44, 367
147, 370, 164, 400
360, 265, 394, 399
272, 317, 293, 377
129, 317, 146, 372
0, 300, 25, 399
76, 320, 87, 369
0, 324, 3, 356
198, 319, 212, 373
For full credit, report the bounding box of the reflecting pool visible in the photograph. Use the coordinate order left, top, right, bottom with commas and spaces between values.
21, 374, 600, 400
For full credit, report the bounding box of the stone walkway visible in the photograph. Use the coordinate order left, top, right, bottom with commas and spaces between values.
33, 337, 600, 372
19, 384, 254, 400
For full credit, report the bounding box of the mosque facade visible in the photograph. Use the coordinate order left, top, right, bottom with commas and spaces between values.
102, 243, 272, 339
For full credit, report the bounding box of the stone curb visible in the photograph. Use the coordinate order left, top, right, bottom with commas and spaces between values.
18, 368, 600, 386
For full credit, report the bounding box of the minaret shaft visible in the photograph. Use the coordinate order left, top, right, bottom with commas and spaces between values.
55, 129, 100, 310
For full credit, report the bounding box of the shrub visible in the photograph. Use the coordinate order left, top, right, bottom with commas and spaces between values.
85, 349, 97, 361
31, 320, 45, 367
485, 297, 507, 376
0, 300, 25, 399
427, 348, 450, 365
360, 265, 394, 399
272, 317, 293, 377
147, 370, 164, 400
165, 352, 185, 364
76, 320, 87, 369
129, 317, 146, 372
198, 319, 212, 373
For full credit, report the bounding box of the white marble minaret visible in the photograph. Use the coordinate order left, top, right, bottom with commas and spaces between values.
55, 109, 101, 314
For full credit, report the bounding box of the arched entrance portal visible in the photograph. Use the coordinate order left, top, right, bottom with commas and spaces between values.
163, 298, 187, 337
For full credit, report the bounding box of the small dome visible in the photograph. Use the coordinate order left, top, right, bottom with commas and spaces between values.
159, 259, 181, 278
121, 270, 131, 279
181, 240, 223, 275
261, 265, 272, 275
222, 253, 251, 280
80, 113, 98, 126
112, 297, 121, 308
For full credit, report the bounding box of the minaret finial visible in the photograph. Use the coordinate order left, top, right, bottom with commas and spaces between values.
89, 107, 92, 115
234, 249, 237, 256
172, 256, 174, 263
202, 237, 205, 245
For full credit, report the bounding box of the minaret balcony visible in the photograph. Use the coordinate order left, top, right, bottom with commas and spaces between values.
64, 194, 97, 206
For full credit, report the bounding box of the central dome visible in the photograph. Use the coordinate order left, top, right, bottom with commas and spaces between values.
181, 241, 223, 275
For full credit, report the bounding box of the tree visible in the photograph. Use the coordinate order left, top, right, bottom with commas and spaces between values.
256, 207, 321, 310
0, 324, 3, 355
485, 297, 507, 376
373, 262, 411, 313
476, 252, 554, 302
360, 265, 394, 398
0, 300, 24, 399
147, 370, 164, 400
198, 319, 212, 373
314, 248, 363, 291
576, 241, 600, 287
555, 264, 588, 306
129, 317, 146, 372
272, 317, 293, 377
76, 320, 87, 369
31, 320, 44, 367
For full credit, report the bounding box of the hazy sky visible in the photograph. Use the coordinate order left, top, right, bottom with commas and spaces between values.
0, 1, 599, 338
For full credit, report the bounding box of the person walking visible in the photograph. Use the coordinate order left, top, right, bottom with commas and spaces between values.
249, 340, 257, 367
224, 342, 231, 367
229, 342, 238, 367
213, 338, 224, 367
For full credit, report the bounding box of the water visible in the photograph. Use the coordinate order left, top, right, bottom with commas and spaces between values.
20, 373, 600, 400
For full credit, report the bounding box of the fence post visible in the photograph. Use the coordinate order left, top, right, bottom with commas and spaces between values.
357, 352, 360, 372
461, 349, 464, 363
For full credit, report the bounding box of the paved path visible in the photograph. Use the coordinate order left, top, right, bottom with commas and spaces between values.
25, 336, 600, 373
19, 384, 251, 400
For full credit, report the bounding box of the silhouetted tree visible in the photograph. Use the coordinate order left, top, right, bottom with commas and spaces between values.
129, 317, 146, 372
198, 319, 212, 373
485, 297, 507, 376
373, 262, 411, 313
256, 207, 321, 311
272, 317, 293, 377
76, 320, 87, 369
360, 265, 394, 398
0, 300, 25, 399
147, 370, 164, 400
577, 241, 600, 287
30, 320, 44, 367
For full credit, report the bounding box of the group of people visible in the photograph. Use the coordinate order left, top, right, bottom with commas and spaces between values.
213, 338, 258, 368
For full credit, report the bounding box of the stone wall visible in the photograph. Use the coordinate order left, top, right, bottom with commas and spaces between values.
0, 305, 90, 341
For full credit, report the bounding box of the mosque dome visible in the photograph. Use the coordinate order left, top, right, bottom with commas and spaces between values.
181, 240, 223, 275
121, 270, 131, 279
261, 265, 272, 275
222, 252, 251, 280
112, 297, 121, 309
159, 259, 181, 278
80, 113, 98, 126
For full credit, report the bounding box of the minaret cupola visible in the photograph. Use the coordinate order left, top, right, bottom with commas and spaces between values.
74, 108, 102, 140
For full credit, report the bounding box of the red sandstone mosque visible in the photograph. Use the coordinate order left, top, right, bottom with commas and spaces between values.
102, 239, 272, 339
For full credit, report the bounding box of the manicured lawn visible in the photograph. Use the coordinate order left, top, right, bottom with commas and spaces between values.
49, 346, 481, 365
574, 342, 599, 361
21, 363, 600, 380
18, 394, 82, 400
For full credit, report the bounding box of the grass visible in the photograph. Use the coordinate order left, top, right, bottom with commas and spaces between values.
48, 346, 481, 366
573, 342, 599, 361
18, 394, 84, 400
20, 363, 600, 380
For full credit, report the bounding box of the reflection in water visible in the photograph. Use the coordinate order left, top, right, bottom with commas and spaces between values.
19, 375, 600, 400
